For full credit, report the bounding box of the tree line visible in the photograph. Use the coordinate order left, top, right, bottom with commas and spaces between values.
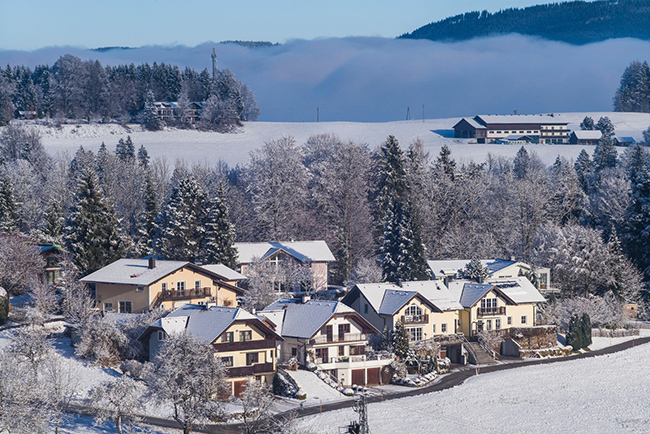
0, 55, 259, 130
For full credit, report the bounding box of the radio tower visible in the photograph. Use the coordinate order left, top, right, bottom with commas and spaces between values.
348, 393, 370, 434
211, 48, 218, 81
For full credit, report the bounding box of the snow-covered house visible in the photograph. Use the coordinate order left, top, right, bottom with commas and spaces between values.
261, 299, 391, 387
38, 243, 65, 286
139, 304, 283, 397
342, 280, 464, 343
234, 241, 336, 292
427, 259, 551, 291
448, 277, 547, 337
454, 114, 570, 144
81, 258, 245, 313
569, 130, 602, 146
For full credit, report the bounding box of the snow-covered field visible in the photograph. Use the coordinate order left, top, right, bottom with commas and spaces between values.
26, 111, 650, 167
298, 342, 650, 434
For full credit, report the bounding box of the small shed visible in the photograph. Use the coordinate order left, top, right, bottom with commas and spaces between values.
569, 130, 601, 145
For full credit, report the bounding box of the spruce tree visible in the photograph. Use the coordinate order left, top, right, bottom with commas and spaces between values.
513, 146, 531, 180
579, 116, 595, 130
566, 314, 583, 350
42, 200, 65, 243
200, 188, 238, 269
115, 136, 135, 162
156, 174, 207, 262
392, 321, 410, 359
0, 287, 7, 325
143, 90, 161, 131
580, 313, 592, 348
623, 144, 650, 277
462, 258, 490, 282
135, 175, 158, 257
0, 173, 18, 233
593, 136, 618, 174
595, 116, 615, 139
64, 169, 128, 275
574, 149, 594, 192
137, 145, 150, 168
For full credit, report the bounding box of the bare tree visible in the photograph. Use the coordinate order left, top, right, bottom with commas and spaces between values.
89, 375, 143, 434
238, 380, 275, 434
146, 332, 228, 434
0, 233, 43, 297
8, 325, 53, 375
41, 354, 80, 434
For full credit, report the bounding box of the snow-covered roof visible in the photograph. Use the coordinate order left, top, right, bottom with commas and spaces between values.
378, 290, 419, 315
235, 241, 336, 264
352, 281, 463, 313
572, 130, 602, 140
80, 258, 191, 286
459, 283, 495, 307
262, 299, 359, 339
486, 277, 547, 304
427, 259, 520, 278
400, 280, 464, 311
201, 264, 247, 281
475, 114, 568, 125
454, 117, 485, 129
143, 304, 276, 344
502, 134, 537, 141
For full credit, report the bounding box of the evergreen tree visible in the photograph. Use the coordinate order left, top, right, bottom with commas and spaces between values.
64, 169, 128, 275
0, 173, 18, 233
593, 136, 618, 174
614, 60, 650, 113
580, 313, 592, 348
574, 149, 594, 192
623, 144, 650, 277
137, 145, 150, 168
142, 90, 161, 131
462, 257, 490, 282
115, 136, 135, 162
0, 287, 7, 325
200, 188, 238, 269
156, 174, 207, 262
644, 125, 650, 145
436, 144, 456, 180
566, 314, 583, 350
513, 146, 531, 180
392, 321, 410, 359
42, 200, 65, 243
135, 175, 158, 257
579, 116, 595, 130
380, 326, 393, 352
595, 116, 615, 139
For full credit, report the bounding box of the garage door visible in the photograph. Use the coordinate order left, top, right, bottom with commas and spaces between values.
366, 368, 380, 386
351, 369, 365, 386
233, 380, 247, 398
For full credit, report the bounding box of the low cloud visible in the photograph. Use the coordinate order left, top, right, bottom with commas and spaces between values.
2, 35, 649, 122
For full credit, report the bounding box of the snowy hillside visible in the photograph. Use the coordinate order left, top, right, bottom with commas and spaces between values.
298, 343, 650, 434
30, 111, 650, 166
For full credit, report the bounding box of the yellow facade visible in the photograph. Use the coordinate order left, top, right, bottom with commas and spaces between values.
465, 289, 537, 336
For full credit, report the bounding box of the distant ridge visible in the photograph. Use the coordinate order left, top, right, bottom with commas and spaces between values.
400, 0, 650, 45
92, 46, 135, 52
219, 40, 280, 48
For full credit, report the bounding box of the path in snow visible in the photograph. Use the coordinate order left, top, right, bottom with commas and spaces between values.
285, 369, 351, 405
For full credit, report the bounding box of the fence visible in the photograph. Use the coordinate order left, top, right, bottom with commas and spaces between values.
591, 328, 640, 338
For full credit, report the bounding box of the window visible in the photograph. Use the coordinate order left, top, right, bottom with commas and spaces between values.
477, 320, 484, 332
350, 346, 365, 355
495, 319, 501, 330
161, 283, 167, 292
177, 281, 186, 295
339, 346, 345, 356
118, 300, 132, 313
405, 305, 422, 317
158, 331, 165, 341
364, 304, 369, 314
222, 332, 234, 343
103, 302, 113, 312
521, 315, 527, 325
458, 318, 461, 327
338, 324, 350, 337
432, 324, 436, 333
441, 323, 447, 333
507, 316, 512, 325
195, 280, 201, 289
239, 330, 252, 342
136, 286, 144, 292
406, 327, 422, 342
246, 352, 259, 365
291, 347, 297, 357
486, 319, 492, 331
221, 357, 233, 367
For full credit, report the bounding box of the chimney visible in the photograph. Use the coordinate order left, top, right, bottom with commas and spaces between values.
148, 257, 156, 269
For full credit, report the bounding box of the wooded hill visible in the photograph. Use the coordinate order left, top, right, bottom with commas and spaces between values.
400, 0, 650, 44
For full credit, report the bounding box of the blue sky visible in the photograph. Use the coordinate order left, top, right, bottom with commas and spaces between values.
1, 0, 548, 50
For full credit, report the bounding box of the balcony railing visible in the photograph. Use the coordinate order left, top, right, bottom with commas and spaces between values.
401, 314, 429, 325
213, 338, 277, 353
161, 287, 211, 301
227, 362, 275, 378
477, 306, 506, 317
310, 333, 367, 345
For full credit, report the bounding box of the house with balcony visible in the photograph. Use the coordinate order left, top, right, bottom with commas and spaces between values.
139, 304, 283, 397
261, 298, 391, 387
427, 258, 551, 291
343, 280, 464, 357
80, 257, 244, 313
448, 277, 547, 337
38, 243, 65, 286
234, 240, 335, 293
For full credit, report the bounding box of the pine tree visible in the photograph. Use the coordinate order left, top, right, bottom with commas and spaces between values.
115, 136, 135, 162
593, 136, 618, 174
579, 116, 595, 130
137, 145, 150, 168
623, 144, 650, 277
200, 188, 238, 269
595, 116, 615, 139
436, 144, 456, 180
42, 200, 65, 243
135, 175, 158, 257
0, 173, 18, 233
513, 146, 531, 180
580, 313, 592, 348
462, 258, 490, 282
64, 169, 128, 275
566, 314, 583, 350
143, 90, 161, 131
614, 61, 650, 113
574, 149, 594, 192
392, 321, 410, 359
156, 174, 208, 262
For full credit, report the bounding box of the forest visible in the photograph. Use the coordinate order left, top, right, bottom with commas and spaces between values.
400, 0, 650, 45
0, 55, 259, 130
0, 123, 648, 317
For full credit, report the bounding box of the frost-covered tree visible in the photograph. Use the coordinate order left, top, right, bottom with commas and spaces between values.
75, 315, 129, 367
64, 169, 128, 275
115, 135, 136, 162
137, 144, 150, 168
595, 116, 615, 139
134, 174, 158, 257
461, 258, 490, 282
0, 233, 43, 296
623, 144, 650, 277
201, 189, 238, 269
142, 90, 161, 131
156, 174, 208, 262
0, 123, 49, 169
513, 146, 531, 180
574, 149, 594, 193
147, 332, 228, 434
90, 376, 143, 434
614, 60, 650, 113
41, 200, 65, 243
547, 156, 588, 224
41, 354, 80, 434
392, 321, 410, 359
8, 325, 53, 374
346, 257, 383, 286
580, 116, 595, 130
0, 287, 8, 325
0, 172, 18, 232
238, 381, 275, 434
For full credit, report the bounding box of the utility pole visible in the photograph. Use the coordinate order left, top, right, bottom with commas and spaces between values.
406, 106, 410, 120
348, 393, 370, 434
317, 106, 319, 123
211, 48, 218, 81
422, 104, 425, 123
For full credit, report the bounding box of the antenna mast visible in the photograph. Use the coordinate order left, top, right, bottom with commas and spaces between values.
211, 48, 218, 81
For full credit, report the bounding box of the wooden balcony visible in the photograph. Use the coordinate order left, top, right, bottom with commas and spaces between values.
310, 333, 367, 345
477, 306, 506, 317
227, 362, 275, 378
213, 338, 277, 353
401, 314, 429, 325
161, 287, 211, 301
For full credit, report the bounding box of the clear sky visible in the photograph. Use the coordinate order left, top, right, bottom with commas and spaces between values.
1, 0, 551, 51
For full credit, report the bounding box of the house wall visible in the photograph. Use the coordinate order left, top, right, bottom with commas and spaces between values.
311, 262, 329, 292
347, 293, 386, 333
431, 310, 460, 336
393, 298, 435, 340
466, 290, 537, 336
95, 283, 150, 313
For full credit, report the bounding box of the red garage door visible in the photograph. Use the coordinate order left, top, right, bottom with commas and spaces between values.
234, 380, 247, 398
351, 369, 365, 386
366, 368, 380, 386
